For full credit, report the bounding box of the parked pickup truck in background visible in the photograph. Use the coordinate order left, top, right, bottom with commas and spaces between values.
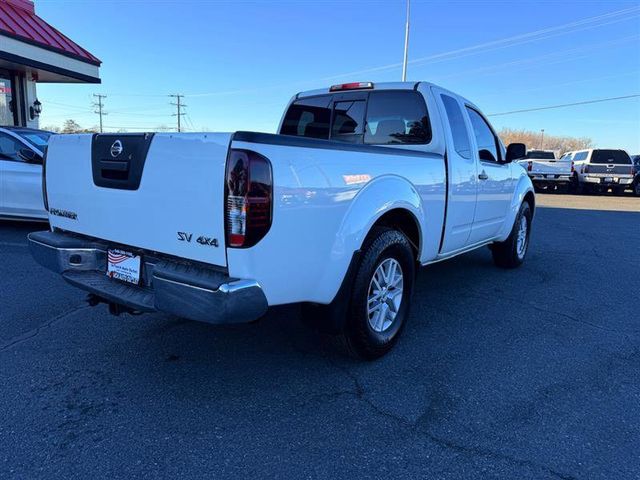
517, 149, 573, 192
29, 81, 535, 359
568, 149, 635, 194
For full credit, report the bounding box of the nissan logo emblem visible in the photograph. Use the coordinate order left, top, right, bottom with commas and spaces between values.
110, 140, 123, 157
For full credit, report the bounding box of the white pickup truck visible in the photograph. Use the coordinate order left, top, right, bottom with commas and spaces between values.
29, 81, 535, 359
517, 149, 573, 192
566, 148, 635, 194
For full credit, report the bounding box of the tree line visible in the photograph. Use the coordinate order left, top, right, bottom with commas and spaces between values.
498, 128, 593, 154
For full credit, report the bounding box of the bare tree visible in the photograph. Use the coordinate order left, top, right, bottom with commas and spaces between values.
499, 128, 593, 155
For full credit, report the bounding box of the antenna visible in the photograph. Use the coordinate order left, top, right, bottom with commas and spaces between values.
402, 0, 411, 81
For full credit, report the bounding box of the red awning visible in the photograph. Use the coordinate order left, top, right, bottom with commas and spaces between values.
0, 0, 100, 66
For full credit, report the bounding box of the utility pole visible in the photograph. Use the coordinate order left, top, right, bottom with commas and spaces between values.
540, 129, 545, 149
401, 0, 411, 81
92, 94, 107, 133
169, 94, 186, 132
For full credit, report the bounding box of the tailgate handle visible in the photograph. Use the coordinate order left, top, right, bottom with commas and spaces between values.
99, 160, 129, 172
99, 159, 130, 181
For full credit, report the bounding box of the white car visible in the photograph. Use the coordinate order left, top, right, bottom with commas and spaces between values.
29, 81, 535, 358
0, 127, 52, 220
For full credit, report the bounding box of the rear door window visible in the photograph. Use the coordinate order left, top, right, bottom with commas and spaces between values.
364, 91, 431, 145
590, 149, 631, 164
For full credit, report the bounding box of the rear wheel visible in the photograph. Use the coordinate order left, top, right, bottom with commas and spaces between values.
491, 202, 532, 269
344, 228, 415, 360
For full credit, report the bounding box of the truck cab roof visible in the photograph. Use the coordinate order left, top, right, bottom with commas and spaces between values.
295, 80, 472, 105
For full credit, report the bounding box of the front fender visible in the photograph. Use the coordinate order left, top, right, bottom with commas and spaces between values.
497, 171, 535, 241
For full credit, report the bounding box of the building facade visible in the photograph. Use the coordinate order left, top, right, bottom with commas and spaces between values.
0, 0, 100, 128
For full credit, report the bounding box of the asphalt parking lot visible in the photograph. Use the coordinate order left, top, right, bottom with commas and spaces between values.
1, 194, 639, 480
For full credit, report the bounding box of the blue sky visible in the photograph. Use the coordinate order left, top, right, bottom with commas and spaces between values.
36, 0, 640, 152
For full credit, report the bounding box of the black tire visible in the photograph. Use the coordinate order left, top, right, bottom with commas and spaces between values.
491, 202, 532, 269
635, 181, 640, 197
343, 228, 415, 360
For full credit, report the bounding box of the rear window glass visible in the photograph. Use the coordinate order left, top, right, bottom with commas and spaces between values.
280, 90, 431, 145
573, 151, 588, 161
331, 100, 366, 143
364, 91, 431, 145
280, 96, 331, 139
590, 150, 631, 164
526, 151, 555, 160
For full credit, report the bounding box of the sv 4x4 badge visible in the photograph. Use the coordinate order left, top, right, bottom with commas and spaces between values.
177, 232, 219, 247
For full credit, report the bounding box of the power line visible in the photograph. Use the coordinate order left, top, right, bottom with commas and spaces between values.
169, 94, 186, 132
487, 94, 640, 117
92, 94, 107, 133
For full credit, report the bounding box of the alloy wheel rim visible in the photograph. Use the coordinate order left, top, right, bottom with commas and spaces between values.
516, 215, 528, 259
367, 258, 404, 333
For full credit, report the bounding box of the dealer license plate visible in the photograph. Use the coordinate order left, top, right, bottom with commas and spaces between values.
107, 249, 141, 285
603, 177, 613, 183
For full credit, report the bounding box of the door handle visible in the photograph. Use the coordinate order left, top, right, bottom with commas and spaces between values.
478, 171, 489, 180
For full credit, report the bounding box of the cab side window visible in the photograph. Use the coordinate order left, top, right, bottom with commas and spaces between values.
441, 94, 471, 159
466, 107, 501, 163
0, 133, 24, 162
573, 151, 588, 161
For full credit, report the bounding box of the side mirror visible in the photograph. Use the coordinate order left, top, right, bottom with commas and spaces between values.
18, 148, 43, 164
505, 143, 526, 163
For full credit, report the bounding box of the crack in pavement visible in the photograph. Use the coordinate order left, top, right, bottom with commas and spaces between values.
0, 304, 89, 352
322, 357, 578, 480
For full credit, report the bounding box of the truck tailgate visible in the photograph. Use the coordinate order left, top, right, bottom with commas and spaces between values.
530, 161, 571, 175
45, 133, 232, 267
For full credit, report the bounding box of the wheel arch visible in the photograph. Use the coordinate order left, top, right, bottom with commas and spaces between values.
496, 173, 536, 241
362, 208, 422, 261
332, 174, 426, 264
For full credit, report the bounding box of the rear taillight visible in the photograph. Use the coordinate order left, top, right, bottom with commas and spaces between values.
41, 150, 49, 211
571, 161, 575, 174
225, 149, 272, 248
527, 161, 533, 172
584, 165, 589, 174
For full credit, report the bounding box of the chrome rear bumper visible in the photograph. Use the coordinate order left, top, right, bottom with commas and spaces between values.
28, 230, 268, 324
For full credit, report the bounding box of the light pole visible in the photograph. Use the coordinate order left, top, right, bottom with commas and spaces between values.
540, 129, 545, 149
402, 0, 410, 81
